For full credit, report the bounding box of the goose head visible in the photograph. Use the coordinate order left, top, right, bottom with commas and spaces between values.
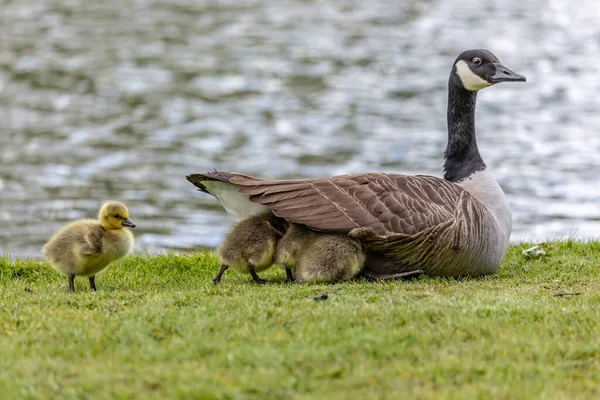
450, 49, 526, 91
99, 201, 136, 230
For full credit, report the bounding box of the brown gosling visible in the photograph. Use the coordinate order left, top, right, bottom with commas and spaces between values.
275, 224, 365, 284
42, 201, 136, 292
214, 213, 288, 284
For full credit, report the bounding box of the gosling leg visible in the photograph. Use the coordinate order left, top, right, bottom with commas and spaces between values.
248, 264, 267, 284
213, 264, 229, 285
68, 274, 75, 293
285, 267, 294, 282
89, 276, 97, 291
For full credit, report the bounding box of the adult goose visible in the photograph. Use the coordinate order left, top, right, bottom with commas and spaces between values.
187, 49, 526, 278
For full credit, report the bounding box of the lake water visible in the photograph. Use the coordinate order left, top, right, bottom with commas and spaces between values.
2, 0, 600, 258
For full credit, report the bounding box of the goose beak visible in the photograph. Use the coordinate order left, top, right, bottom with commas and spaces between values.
489, 63, 526, 83
122, 218, 136, 228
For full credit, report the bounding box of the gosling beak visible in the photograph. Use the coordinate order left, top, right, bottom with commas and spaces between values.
489, 63, 527, 83
122, 218, 136, 228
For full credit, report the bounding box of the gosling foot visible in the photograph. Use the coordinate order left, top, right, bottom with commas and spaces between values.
249, 266, 267, 284
213, 264, 229, 285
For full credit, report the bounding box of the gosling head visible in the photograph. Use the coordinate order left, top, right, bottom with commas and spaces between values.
451, 49, 526, 91
99, 201, 136, 230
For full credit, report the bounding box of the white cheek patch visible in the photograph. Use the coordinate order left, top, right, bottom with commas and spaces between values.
455, 60, 491, 91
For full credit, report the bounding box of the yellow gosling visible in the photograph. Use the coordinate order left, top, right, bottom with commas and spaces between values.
42, 201, 135, 292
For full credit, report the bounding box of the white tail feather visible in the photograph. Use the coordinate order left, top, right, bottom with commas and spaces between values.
202, 181, 270, 221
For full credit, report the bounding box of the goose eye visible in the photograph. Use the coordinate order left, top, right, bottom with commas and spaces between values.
472, 57, 482, 66
113, 214, 122, 219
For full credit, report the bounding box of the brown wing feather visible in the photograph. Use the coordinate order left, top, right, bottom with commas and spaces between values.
225, 172, 468, 236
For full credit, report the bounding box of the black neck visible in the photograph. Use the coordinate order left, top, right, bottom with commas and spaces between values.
443, 82, 486, 182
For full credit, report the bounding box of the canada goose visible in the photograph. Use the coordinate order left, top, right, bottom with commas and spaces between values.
187, 49, 526, 279
275, 223, 365, 283
42, 201, 136, 292
214, 212, 288, 284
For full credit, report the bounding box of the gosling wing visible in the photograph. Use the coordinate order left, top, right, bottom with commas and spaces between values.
79, 228, 103, 257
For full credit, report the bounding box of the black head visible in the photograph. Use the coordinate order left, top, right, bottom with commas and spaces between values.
450, 49, 526, 91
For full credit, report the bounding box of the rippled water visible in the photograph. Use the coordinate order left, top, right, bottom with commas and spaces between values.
2, 0, 600, 258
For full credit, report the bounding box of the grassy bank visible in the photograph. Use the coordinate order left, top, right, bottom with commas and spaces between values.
1, 241, 599, 399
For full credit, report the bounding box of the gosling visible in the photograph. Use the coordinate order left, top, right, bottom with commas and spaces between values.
276, 224, 365, 284
42, 201, 136, 292
214, 213, 288, 285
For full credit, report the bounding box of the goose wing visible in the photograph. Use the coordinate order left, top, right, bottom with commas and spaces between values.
188, 172, 468, 236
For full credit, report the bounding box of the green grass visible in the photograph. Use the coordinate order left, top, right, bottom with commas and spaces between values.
1, 241, 599, 399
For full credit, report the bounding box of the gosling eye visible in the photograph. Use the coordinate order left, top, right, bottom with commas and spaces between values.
113, 214, 122, 220
472, 57, 482, 66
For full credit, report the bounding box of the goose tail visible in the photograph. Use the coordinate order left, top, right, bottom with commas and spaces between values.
186, 170, 237, 194
186, 171, 270, 221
